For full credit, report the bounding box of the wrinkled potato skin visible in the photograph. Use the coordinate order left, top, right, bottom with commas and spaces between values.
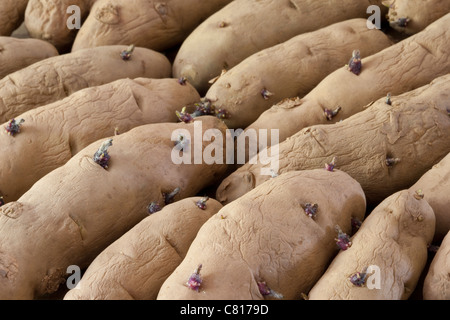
173, 0, 387, 94
0, 78, 200, 203
72, 0, 233, 52
385, 0, 450, 35
158, 170, 366, 300
423, 231, 450, 300
217, 74, 450, 206
248, 13, 450, 146
0, 0, 28, 36
0, 37, 59, 78
25, 0, 95, 52
0, 45, 172, 123
64, 197, 223, 300
0, 116, 228, 300
308, 190, 435, 300
205, 19, 392, 129
409, 152, 450, 243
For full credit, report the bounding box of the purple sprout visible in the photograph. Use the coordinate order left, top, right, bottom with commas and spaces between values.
335, 225, 352, 251
257, 281, 271, 296
396, 17, 410, 27
189, 98, 230, 120
303, 203, 318, 219
186, 264, 203, 291
325, 157, 337, 172
93, 139, 113, 169
192, 99, 216, 117
5, 118, 25, 136
261, 88, 274, 100
196, 197, 209, 210
215, 108, 230, 120
257, 280, 283, 299
324, 106, 342, 121
176, 107, 194, 123
147, 202, 161, 214
347, 50, 362, 75
120, 44, 135, 61
178, 77, 187, 85
349, 269, 368, 287
385, 157, 400, 167
163, 187, 180, 205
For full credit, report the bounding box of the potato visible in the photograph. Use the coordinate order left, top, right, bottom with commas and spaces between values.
11, 22, 30, 39
64, 197, 223, 300
25, 0, 94, 52
0, 36, 58, 79
423, 231, 450, 300
0, 0, 28, 36
173, 0, 387, 94
204, 18, 393, 129
0, 116, 228, 299
0, 45, 171, 124
384, 0, 450, 35
216, 73, 450, 206
71, 0, 233, 53
0, 78, 200, 203
247, 12, 450, 146
409, 152, 450, 244
308, 190, 435, 300
157, 169, 366, 300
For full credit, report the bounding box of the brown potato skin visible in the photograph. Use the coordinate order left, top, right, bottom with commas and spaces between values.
71, 0, 233, 52
308, 190, 435, 300
25, 0, 94, 52
385, 0, 450, 35
0, 45, 172, 123
0, 116, 228, 300
409, 152, 450, 243
216, 74, 450, 206
173, 0, 387, 94
64, 197, 223, 300
423, 231, 450, 300
205, 19, 393, 129
247, 13, 450, 146
0, 37, 59, 79
157, 169, 366, 300
0, 0, 28, 36
0, 78, 200, 203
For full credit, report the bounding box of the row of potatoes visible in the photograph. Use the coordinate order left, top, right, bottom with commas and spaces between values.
0, 0, 449, 300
